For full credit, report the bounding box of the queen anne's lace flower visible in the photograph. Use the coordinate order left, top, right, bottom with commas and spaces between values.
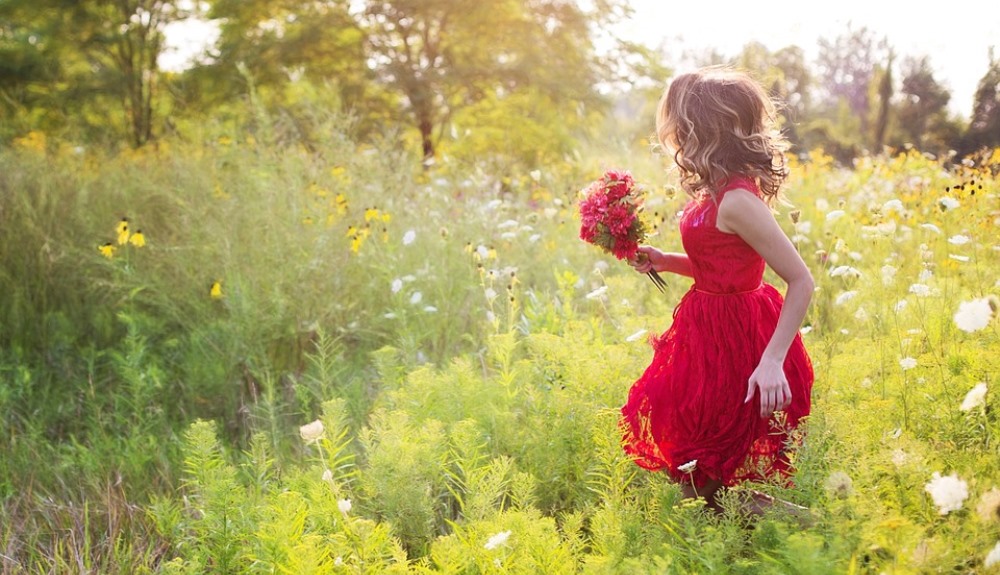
977, 488, 1000, 523
954, 298, 994, 333
986, 541, 1000, 568
484, 530, 511, 550
960, 383, 988, 412
924, 472, 968, 515
299, 420, 325, 443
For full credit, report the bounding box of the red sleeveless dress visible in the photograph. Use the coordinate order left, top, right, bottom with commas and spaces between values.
620, 176, 813, 488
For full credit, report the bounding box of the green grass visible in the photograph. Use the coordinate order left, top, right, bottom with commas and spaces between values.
1, 121, 998, 573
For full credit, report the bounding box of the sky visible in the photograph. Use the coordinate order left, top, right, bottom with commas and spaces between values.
161, 1, 999, 119
618, 0, 999, 119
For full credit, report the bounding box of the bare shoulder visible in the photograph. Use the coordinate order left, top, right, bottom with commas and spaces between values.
717, 187, 773, 234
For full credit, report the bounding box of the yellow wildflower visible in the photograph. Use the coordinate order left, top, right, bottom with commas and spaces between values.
210, 281, 223, 299
116, 218, 130, 245
330, 166, 347, 179
381, 212, 392, 223
303, 216, 315, 226
345, 225, 357, 238
334, 193, 348, 215
129, 230, 146, 247
351, 234, 364, 253
364, 207, 379, 222
99, 242, 115, 259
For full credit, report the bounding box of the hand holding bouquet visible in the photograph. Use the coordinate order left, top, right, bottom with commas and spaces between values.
578, 169, 666, 293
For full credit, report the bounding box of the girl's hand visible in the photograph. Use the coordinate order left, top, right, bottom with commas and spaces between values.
745, 358, 792, 418
629, 245, 666, 274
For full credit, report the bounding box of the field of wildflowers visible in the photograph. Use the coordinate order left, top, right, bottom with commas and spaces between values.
0, 121, 998, 573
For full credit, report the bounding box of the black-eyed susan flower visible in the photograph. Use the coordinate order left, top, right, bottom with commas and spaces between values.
335, 194, 348, 215
99, 242, 115, 259
210, 281, 223, 299
116, 218, 130, 245
129, 229, 145, 247
364, 207, 379, 223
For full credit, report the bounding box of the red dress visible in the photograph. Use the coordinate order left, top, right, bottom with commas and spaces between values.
620, 176, 813, 488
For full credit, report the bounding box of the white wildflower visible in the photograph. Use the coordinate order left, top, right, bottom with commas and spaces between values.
854, 307, 869, 321
410, 291, 423, 305
500, 232, 516, 240
334, 556, 344, 566
484, 530, 511, 550
826, 209, 846, 222
338, 498, 352, 515
835, 291, 858, 306
592, 260, 610, 273
795, 221, 812, 234
920, 223, 942, 234
423, 306, 438, 313
848, 251, 863, 261
954, 298, 994, 333
529, 233, 541, 243
948, 234, 970, 246
950, 254, 970, 262
830, 265, 862, 279
824, 471, 854, 499
299, 420, 325, 443
391, 278, 403, 294
891, 449, 909, 467
986, 541, 1000, 568
485, 199, 503, 210
800, 326, 813, 334
402, 229, 416, 245
585, 286, 608, 300
909, 284, 932, 297
977, 488, 1000, 522
938, 197, 960, 211
476, 245, 489, 259
322, 469, 333, 482
883, 199, 904, 213
529, 169, 541, 182
484, 288, 497, 300
625, 329, 648, 342
895, 300, 908, 313
900, 357, 918, 370
497, 219, 519, 229
960, 382, 988, 412
881, 264, 897, 285
678, 460, 698, 473
919, 267, 934, 282
924, 472, 968, 515
815, 198, 830, 211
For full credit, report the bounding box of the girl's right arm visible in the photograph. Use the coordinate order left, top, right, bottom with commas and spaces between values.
630, 245, 693, 277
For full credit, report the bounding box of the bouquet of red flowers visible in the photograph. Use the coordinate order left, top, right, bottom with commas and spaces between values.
578, 169, 666, 292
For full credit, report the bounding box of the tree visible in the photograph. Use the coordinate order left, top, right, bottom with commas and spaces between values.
891, 55, 959, 156
356, 0, 607, 162
813, 24, 888, 151
872, 49, 893, 152
0, 0, 196, 146
960, 49, 1000, 157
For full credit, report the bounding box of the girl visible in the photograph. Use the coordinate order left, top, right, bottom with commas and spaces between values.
620, 66, 814, 514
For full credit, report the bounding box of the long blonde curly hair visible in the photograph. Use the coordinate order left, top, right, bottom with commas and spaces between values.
655, 66, 790, 204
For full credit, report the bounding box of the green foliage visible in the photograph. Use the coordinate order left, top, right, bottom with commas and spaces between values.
2, 106, 1000, 572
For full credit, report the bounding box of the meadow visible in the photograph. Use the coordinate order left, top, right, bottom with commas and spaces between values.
1, 117, 998, 574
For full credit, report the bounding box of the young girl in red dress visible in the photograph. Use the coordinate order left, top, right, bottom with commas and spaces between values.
620, 66, 815, 513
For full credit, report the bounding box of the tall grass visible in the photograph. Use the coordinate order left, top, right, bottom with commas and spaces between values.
1, 113, 998, 572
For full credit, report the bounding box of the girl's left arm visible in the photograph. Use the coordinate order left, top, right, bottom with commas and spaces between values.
717, 189, 815, 418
